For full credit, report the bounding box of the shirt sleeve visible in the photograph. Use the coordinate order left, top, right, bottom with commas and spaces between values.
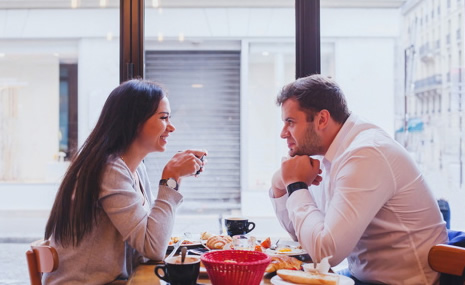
269, 188, 298, 241
99, 161, 183, 261
287, 147, 395, 265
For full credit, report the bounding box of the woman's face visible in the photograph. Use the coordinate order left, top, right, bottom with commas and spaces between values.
135, 96, 175, 153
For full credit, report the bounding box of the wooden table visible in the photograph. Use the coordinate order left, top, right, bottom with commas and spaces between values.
127, 262, 274, 285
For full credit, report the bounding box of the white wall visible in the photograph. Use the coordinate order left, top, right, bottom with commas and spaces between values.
321, 8, 401, 135
0, 55, 59, 181
77, 38, 119, 146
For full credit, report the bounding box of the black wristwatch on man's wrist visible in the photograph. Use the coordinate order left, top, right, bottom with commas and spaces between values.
286, 182, 308, 196
159, 178, 179, 191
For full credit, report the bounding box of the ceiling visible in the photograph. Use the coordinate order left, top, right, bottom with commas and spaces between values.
0, 0, 407, 9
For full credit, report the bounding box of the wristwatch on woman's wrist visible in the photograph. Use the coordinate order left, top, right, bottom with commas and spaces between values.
159, 178, 179, 191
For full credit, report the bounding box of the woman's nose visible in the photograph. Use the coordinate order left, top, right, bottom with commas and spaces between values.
167, 122, 176, 132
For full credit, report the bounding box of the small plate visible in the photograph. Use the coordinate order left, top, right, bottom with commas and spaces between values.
270, 274, 354, 285
167, 234, 204, 250
264, 240, 306, 256
265, 247, 307, 256
167, 241, 203, 250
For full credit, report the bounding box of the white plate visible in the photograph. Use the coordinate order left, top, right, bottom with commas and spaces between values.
167, 241, 203, 249
265, 247, 307, 256
167, 234, 203, 249
270, 274, 354, 285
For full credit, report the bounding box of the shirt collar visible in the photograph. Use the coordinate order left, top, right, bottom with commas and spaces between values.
323, 113, 357, 166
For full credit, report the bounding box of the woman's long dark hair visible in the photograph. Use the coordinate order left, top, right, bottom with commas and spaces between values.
45, 79, 165, 247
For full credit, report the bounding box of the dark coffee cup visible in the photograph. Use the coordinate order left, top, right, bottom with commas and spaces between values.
224, 217, 255, 236
154, 256, 200, 285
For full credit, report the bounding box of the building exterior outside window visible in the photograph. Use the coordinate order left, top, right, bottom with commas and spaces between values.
399, 0, 464, 228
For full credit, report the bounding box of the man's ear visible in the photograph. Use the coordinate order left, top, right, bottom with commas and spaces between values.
316, 109, 330, 130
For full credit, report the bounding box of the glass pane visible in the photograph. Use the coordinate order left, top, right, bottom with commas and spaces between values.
400, 0, 464, 230
322, 1, 464, 229
0, 2, 119, 282
144, 3, 295, 237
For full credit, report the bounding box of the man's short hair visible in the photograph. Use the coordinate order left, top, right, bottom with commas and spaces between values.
277, 74, 350, 124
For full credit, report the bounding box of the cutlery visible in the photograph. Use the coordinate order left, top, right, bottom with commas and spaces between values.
184, 232, 193, 239
270, 239, 280, 250
166, 238, 185, 260
181, 246, 187, 263
200, 239, 211, 251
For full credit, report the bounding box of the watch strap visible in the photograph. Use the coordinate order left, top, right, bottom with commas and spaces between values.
286, 182, 308, 196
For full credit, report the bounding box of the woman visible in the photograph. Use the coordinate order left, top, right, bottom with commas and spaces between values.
43, 79, 207, 284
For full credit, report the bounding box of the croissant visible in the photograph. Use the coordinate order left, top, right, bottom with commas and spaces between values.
265, 255, 303, 273
206, 235, 232, 249
200, 231, 213, 240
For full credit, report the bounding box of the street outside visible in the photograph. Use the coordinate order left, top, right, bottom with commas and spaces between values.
0, 243, 29, 285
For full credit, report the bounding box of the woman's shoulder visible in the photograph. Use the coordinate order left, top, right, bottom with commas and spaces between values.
104, 156, 129, 176
100, 156, 134, 190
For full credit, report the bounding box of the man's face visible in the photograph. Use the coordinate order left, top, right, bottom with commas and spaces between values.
280, 98, 324, 156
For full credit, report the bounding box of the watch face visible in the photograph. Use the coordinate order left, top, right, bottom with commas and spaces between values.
167, 178, 177, 189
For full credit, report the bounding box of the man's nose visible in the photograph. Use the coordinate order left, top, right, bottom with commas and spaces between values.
280, 127, 288, 139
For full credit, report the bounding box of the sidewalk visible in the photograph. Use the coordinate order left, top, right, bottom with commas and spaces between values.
0, 210, 49, 243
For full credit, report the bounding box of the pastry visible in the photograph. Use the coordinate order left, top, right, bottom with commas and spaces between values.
206, 235, 232, 249
265, 255, 303, 273
200, 231, 213, 240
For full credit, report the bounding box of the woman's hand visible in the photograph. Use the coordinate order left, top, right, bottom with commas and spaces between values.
161, 149, 208, 182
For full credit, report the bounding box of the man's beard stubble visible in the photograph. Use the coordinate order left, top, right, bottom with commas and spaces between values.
290, 123, 324, 157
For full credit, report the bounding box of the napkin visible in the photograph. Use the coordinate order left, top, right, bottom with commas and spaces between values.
302, 255, 332, 274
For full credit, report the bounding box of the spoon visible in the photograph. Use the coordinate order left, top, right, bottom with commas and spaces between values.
181, 246, 187, 263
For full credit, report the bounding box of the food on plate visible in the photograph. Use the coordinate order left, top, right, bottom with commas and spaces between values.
206, 235, 233, 249
200, 231, 213, 240
277, 269, 339, 285
265, 255, 303, 273
254, 245, 263, 252
261, 237, 272, 249
277, 247, 292, 253
168, 237, 194, 246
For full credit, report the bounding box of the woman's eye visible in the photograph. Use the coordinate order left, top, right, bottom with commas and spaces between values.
160, 116, 169, 120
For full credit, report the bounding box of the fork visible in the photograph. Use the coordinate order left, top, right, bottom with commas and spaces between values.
270, 239, 280, 250
166, 238, 185, 260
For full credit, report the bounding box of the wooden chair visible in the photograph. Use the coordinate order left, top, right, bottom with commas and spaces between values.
428, 244, 465, 284
26, 240, 59, 285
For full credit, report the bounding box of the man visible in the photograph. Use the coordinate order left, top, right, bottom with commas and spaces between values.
270, 74, 448, 284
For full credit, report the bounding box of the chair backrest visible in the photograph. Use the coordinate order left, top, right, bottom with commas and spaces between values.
428, 244, 465, 277
26, 240, 59, 285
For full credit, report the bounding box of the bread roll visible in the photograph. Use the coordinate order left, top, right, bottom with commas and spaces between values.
265, 255, 303, 273
277, 269, 339, 285
206, 235, 232, 249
